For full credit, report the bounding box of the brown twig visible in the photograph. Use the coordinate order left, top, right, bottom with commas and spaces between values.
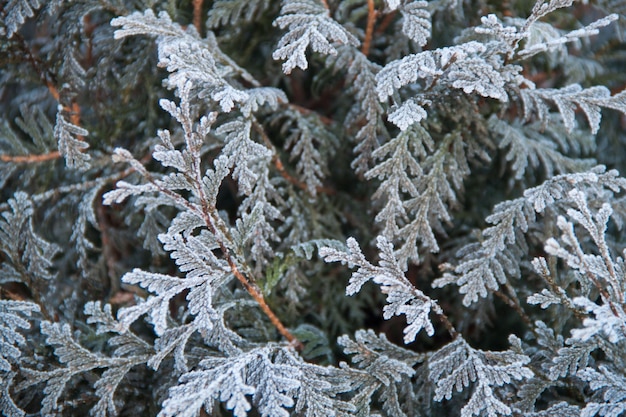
251, 119, 336, 196
185, 138, 301, 348
46, 80, 60, 101
288, 104, 333, 125
192, 0, 204, 34
225, 254, 303, 349
1, 91, 85, 163
1, 33, 87, 164
69, 102, 85, 140
195, 191, 302, 350
126, 150, 302, 349
361, 0, 377, 56
375, 10, 397, 35
96, 191, 120, 296
83, 15, 95, 68
434, 305, 459, 339
272, 154, 336, 196
1, 62, 87, 165
48, 82, 85, 141
494, 285, 533, 329
1, 151, 61, 163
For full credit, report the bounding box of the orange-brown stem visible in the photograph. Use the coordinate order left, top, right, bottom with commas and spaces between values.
376, 11, 397, 35
83, 15, 95, 67
226, 256, 303, 350
47, 81, 60, 101
436, 308, 458, 339
134, 153, 302, 350
252, 119, 336, 196
193, 0, 203, 33
273, 156, 336, 196
11, 31, 84, 143
289, 104, 333, 125
70, 102, 84, 138
362, 0, 377, 56
1, 151, 61, 163
96, 192, 120, 296
196, 199, 302, 349
493, 289, 532, 328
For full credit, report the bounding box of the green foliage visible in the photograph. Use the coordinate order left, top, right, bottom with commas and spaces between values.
2, 0, 626, 416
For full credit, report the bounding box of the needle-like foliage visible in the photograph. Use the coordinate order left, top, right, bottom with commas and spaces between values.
2, 0, 626, 415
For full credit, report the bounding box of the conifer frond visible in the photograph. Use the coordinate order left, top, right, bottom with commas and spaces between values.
429, 336, 533, 417
321, 236, 441, 342
207, 0, 272, 28
0, 301, 39, 372
0, 192, 60, 285
20, 321, 149, 416
434, 168, 626, 306
4, 1, 626, 415
520, 86, 626, 134
273, 0, 360, 74
3, 0, 56, 38
579, 366, 626, 417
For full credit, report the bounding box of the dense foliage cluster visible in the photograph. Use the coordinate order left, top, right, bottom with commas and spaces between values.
2, 0, 626, 416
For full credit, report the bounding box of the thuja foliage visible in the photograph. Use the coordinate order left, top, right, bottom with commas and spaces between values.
2, 0, 626, 415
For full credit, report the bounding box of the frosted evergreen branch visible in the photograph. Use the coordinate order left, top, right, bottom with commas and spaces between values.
327, 46, 385, 174
54, 107, 90, 170
365, 127, 464, 266
3, 0, 58, 38
236, 163, 283, 270
321, 236, 455, 342
113, 10, 270, 114
281, 111, 332, 197
272, 0, 359, 74
0, 167, 136, 210
0, 192, 60, 314
290, 358, 356, 416
19, 322, 150, 416
365, 124, 429, 240
5, 1, 626, 415
104, 87, 301, 349
475, 14, 526, 47
489, 116, 594, 180
0, 300, 39, 372
0, 371, 23, 417
570, 297, 626, 344
0, 301, 39, 417
562, 190, 623, 302
160, 345, 352, 417
518, 14, 619, 59
393, 132, 467, 265
520, 85, 626, 134
429, 336, 533, 417
339, 330, 424, 379
528, 257, 579, 313
521, 0, 575, 34
434, 168, 626, 306
207, 0, 271, 28
218, 118, 273, 195
376, 41, 507, 102
252, 117, 328, 197
477, 4, 617, 60
338, 329, 425, 416
111, 9, 184, 39
105, 167, 301, 348
540, 191, 626, 345
579, 366, 626, 417
397, 1, 432, 47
